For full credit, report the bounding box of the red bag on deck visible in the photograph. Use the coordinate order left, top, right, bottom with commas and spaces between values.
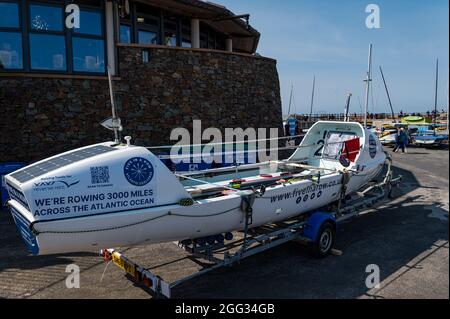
342, 138, 360, 162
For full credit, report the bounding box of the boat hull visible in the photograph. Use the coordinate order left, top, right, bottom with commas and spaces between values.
10, 162, 383, 255
6, 121, 387, 256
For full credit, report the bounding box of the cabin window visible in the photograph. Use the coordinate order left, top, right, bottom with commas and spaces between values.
322, 132, 358, 160
0, 1, 23, 70
0, 0, 106, 74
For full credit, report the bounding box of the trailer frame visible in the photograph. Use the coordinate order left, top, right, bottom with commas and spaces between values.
100, 157, 402, 298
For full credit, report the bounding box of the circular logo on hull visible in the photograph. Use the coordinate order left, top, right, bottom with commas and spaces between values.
369, 135, 377, 159
124, 157, 154, 186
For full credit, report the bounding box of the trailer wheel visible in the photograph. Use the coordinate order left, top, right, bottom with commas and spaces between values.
310, 222, 335, 258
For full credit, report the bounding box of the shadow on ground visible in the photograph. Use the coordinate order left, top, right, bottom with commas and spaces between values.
169, 165, 448, 298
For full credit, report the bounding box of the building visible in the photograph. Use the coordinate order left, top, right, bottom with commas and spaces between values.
0, 0, 282, 163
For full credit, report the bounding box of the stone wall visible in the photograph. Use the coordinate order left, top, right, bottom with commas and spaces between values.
0, 45, 282, 163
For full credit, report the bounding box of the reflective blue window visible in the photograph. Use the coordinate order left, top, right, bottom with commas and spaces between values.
182, 41, 191, 48
0, 2, 20, 28
72, 37, 105, 73
30, 4, 63, 31
29, 34, 66, 70
74, 10, 102, 36
0, 32, 22, 69
120, 25, 131, 43
138, 30, 157, 44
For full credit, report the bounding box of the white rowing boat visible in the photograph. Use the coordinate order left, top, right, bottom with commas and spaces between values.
5, 121, 386, 256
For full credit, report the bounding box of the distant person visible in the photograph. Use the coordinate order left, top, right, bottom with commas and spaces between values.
284, 122, 290, 137
393, 128, 408, 154
295, 123, 302, 145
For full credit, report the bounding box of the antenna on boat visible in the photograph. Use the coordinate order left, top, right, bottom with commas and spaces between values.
434, 59, 439, 136
344, 93, 352, 122
379, 66, 396, 123
101, 66, 123, 144
363, 44, 373, 128
309, 75, 316, 118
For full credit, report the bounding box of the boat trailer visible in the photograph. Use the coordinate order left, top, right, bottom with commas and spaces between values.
100, 156, 402, 298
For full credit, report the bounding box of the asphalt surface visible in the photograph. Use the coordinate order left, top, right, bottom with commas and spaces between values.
0, 146, 448, 299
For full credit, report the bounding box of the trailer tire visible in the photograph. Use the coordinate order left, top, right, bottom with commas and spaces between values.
310, 221, 335, 258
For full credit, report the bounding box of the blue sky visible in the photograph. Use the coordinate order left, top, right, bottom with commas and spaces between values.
218, 0, 449, 115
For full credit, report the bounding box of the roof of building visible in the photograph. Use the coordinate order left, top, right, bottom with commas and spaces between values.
138, 0, 261, 53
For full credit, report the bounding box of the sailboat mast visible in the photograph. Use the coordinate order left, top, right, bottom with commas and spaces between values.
434, 59, 439, 135
363, 44, 373, 128
309, 75, 316, 118
344, 93, 352, 122
447, 67, 449, 136
287, 84, 294, 117
379, 66, 396, 123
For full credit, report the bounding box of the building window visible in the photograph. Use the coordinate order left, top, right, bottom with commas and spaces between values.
29, 3, 63, 31
73, 37, 104, 72
0, 32, 23, 69
72, 7, 105, 73
29, 3, 66, 71
74, 10, 102, 36
120, 24, 131, 43
118, 2, 229, 51
30, 33, 66, 70
135, 3, 160, 45
181, 19, 191, 48
163, 14, 178, 46
200, 31, 207, 49
0, 0, 106, 74
199, 23, 227, 50
138, 30, 157, 44
0, 1, 22, 70
0, 1, 20, 28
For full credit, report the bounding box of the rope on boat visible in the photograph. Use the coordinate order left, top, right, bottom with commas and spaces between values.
336, 170, 351, 217
34, 206, 242, 235
175, 173, 242, 193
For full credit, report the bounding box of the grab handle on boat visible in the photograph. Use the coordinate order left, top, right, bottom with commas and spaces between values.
124, 136, 132, 147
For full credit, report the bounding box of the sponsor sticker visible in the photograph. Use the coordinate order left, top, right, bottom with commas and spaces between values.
124, 157, 155, 187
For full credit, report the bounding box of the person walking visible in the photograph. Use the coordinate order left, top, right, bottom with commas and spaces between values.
393, 128, 408, 153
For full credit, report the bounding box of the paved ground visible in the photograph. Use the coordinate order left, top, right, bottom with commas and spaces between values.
0, 146, 448, 299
